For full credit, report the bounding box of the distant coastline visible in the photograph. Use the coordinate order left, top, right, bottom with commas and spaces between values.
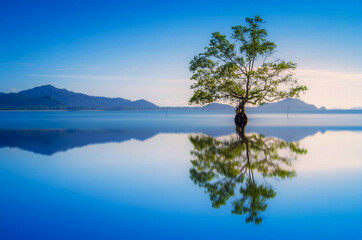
1, 109, 362, 115
1, 85, 361, 112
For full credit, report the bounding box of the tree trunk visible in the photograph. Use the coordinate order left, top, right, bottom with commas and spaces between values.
235, 120, 247, 143
234, 103, 248, 126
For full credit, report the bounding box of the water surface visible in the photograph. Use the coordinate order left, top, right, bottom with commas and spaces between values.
0, 111, 361, 239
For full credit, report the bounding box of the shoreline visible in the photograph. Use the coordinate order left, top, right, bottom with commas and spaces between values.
0, 109, 361, 114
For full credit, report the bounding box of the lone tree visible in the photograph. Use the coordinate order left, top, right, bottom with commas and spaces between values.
189, 16, 307, 125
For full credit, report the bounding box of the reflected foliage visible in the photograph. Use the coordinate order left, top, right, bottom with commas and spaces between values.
189, 126, 307, 224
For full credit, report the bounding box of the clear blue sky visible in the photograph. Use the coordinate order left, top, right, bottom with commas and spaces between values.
1, 0, 361, 108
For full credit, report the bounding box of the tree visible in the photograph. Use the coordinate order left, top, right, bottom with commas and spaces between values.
189, 16, 307, 124
189, 127, 307, 224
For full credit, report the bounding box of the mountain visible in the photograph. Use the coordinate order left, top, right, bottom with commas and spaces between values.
0, 93, 66, 110
251, 98, 319, 110
17, 85, 158, 110
0, 92, 5, 95
351, 106, 362, 110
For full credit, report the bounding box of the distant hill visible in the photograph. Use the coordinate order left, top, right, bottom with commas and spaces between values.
163, 99, 323, 112
204, 103, 234, 110
162, 103, 235, 111
201, 99, 321, 111
251, 98, 319, 110
199, 99, 320, 111
351, 106, 362, 110
6, 85, 159, 110
0, 93, 66, 110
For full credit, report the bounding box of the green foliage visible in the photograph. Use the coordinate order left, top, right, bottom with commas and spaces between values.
189, 130, 307, 224
189, 16, 307, 110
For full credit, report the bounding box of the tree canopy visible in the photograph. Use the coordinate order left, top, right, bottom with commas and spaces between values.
189, 16, 307, 114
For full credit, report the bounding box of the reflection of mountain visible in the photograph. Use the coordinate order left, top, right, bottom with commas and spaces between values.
0, 126, 359, 156
0, 129, 158, 155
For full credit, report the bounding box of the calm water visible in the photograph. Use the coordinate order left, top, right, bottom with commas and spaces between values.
0, 111, 361, 239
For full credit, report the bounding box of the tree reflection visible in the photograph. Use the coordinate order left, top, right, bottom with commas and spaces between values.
189, 125, 307, 224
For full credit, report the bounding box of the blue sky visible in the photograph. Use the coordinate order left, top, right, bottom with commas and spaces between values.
1, 0, 361, 108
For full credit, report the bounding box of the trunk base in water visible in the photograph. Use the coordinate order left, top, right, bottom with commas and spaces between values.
234, 113, 248, 126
